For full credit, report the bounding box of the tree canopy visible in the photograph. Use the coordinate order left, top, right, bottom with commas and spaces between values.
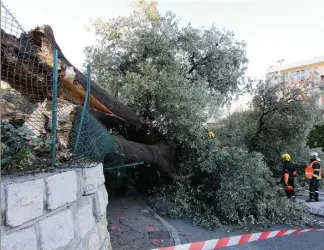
85, 0, 248, 106
85, 0, 322, 227
218, 78, 323, 174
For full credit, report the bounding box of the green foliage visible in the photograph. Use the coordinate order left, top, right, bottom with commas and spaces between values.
218, 80, 322, 174
154, 146, 310, 228
1, 121, 53, 174
84, 0, 315, 227
2, 89, 36, 114
85, 0, 248, 107
308, 124, 324, 150
153, 77, 320, 226
216, 110, 257, 150
121, 63, 212, 145
1, 122, 32, 166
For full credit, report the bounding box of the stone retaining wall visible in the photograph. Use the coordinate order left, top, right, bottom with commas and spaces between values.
1, 163, 112, 250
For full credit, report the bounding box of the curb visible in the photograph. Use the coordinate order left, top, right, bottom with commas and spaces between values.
137, 196, 324, 248
150, 228, 324, 250
137, 197, 182, 246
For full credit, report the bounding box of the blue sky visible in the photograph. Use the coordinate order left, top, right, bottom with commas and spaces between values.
4, 0, 324, 109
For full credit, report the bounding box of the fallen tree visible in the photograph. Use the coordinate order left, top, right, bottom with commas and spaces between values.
1, 82, 175, 175
81, 0, 320, 227
1, 25, 144, 130
115, 137, 174, 177
1, 26, 175, 176
2, 0, 319, 227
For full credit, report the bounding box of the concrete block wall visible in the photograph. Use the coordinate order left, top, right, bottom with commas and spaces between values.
1, 163, 112, 250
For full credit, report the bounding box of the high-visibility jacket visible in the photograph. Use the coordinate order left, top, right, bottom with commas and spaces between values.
305, 160, 322, 179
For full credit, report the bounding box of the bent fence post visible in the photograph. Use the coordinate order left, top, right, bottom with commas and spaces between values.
74, 64, 91, 153
51, 49, 58, 167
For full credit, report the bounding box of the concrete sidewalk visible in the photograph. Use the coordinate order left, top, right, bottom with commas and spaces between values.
296, 191, 324, 217
107, 196, 176, 250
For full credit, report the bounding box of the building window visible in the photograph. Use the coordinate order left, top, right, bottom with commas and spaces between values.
300, 70, 305, 80
290, 71, 300, 81
288, 72, 294, 81
281, 73, 288, 81
301, 70, 309, 80
289, 70, 310, 81
281, 70, 310, 82
295, 71, 301, 81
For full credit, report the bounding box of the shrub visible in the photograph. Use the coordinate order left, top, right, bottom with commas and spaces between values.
155, 145, 311, 229
1, 121, 53, 174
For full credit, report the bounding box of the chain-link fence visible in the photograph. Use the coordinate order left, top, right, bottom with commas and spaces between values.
1, 3, 126, 175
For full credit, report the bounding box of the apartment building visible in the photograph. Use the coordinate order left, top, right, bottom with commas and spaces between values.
265, 56, 324, 107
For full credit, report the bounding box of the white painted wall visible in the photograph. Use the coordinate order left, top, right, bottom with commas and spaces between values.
1, 163, 112, 250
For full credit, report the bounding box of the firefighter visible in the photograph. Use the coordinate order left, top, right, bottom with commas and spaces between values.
305, 152, 322, 202
281, 153, 297, 199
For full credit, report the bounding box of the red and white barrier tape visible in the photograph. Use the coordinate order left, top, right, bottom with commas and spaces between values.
150, 228, 324, 250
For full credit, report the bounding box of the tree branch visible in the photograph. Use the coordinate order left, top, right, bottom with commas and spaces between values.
186, 52, 210, 74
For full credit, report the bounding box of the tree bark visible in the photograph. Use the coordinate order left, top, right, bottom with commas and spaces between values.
115, 136, 175, 177
1, 26, 175, 176
1, 25, 143, 130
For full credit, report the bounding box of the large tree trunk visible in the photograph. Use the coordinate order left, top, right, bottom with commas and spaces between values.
1, 82, 175, 176
1, 26, 175, 176
1, 25, 143, 130
1, 25, 157, 143
115, 137, 175, 177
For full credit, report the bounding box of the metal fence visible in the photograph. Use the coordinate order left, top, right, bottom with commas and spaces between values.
1, 3, 128, 175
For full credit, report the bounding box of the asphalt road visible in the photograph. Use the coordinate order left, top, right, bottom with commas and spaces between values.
226, 230, 324, 250
167, 218, 324, 250
108, 196, 324, 250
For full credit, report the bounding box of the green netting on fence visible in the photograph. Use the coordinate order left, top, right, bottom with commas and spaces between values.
67, 107, 125, 168
1, 2, 126, 174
